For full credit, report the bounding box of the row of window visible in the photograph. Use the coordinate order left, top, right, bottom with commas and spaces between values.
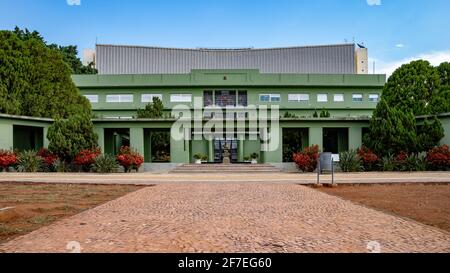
261, 93, 380, 103
84, 93, 380, 104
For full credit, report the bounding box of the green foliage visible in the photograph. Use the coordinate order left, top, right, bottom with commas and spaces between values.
136, 97, 164, 119
17, 150, 42, 172
91, 154, 119, 173
381, 154, 396, 172
13, 27, 97, 75
283, 112, 298, 118
396, 153, 427, 172
313, 111, 319, 118
0, 30, 92, 119
319, 109, 331, 118
251, 153, 259, 159
338, 150, 363, 172
53, 159, 71, 173
416, 117, 444, 152
47, 114, 98, 162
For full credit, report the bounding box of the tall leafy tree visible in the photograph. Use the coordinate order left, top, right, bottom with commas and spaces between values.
365, 60, 448, 156
136, 97, 165, 118
0, 30, 91, 118
13, 27, 97, 74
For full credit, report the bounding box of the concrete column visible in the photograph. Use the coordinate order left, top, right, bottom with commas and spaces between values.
43, 126, 50, 148
309, 127, 323, 151
0, 123, 13, 150
130, 127, 145, 156
94, 127, 105, 153
208, 139, 214, 163
349, 127, 362, 150
238, 138, 244, 162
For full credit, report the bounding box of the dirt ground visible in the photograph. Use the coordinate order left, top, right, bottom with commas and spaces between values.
317, 183, 450, 233
0, 182, 145, 244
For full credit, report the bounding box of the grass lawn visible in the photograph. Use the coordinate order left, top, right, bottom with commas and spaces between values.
317, 183, 450, 233
0, 182, 145, 244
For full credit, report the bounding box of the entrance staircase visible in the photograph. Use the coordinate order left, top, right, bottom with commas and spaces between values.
170, 163, 282, 173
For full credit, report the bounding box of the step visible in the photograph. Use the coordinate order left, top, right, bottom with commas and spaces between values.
170, 164, 282, 173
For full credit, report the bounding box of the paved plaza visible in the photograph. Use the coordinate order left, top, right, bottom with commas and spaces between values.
1, 182, 449, 253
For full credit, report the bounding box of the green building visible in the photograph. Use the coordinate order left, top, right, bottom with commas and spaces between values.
1, 43, 449, 171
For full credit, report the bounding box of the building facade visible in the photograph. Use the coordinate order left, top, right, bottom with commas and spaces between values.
1, 43, 449, 170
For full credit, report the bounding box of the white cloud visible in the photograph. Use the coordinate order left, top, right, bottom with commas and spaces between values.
367, 0, 381, 6
396, 44, 405, 48
370, 50, 450, 78
67, 0, 81, 6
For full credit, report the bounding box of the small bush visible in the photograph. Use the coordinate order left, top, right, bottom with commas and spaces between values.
37, 148, 58, 172
74, 148, 101, 172
91, 154, 118, 173
339, 150, 363, 172
17, 150, 42, 173
116, 146, 144, 173
426, 145, 450, 171
381, 154, 396, 172
293, 145, 319, 172
53, 159, 71, 173
394, 152, 428, 172
357, 146, 380, 171
0, 149, 17, 171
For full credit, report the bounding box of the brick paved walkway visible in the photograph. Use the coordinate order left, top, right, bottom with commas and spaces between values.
1, 183, 450, 253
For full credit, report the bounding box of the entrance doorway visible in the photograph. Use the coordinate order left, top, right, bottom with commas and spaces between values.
214, 138, 238, 163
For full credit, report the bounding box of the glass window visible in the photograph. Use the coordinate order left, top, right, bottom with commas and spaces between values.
141, 94, 163, 103
260, 94, 270, 102
352, 94, 363, 102
238, 91, 248, 106
170, 94, 192, 103
317, 94, 328, 102
271, 94, 281, 102
203, 91, 213, 107
334, 94, 344, 102
106, 94, 133, 103
215, 90, 236, 107
84, 95, 98, 103
369, 94, 380, 102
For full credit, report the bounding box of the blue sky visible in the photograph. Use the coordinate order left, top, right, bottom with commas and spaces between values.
1, 0, 449, 75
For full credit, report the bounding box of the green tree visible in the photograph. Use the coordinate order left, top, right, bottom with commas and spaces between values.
136, 97, 165, 118
0, 30, 92, 118
416, 117, 444, 152
13, 27, 97, 75
47, 114, 98, 162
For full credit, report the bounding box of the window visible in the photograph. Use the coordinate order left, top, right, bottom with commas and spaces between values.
352, 94, 363, 102
334, 94, 344, 102
204, 91, 213, 107
317, 94, 328, 102
369, 94, 380, 102
215, 90, 236, 107
141, 94, 163, 103
84, 95, 98, 103
106, 94, 133, 103
238, 91, 248, 106
170, 94, 192, 103
260, 94, 280, 102
288, 94, 309, 102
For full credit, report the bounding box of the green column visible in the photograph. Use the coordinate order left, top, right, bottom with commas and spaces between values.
94, 127, 105, 153
349, 127, 362, 150
238, 138, 244, 162
208, 139, 214, 163
130, 127, 144, 156
43, 126, 50, 148
0, 123, 13, 150
309, 127, 323, 151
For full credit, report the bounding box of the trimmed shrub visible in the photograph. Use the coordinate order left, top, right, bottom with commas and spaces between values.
17, 150, 42, 173
116, 146, 144, 173
357, 146, 380, 171
339, 150, 363, 172
426, 145, 450, 171
74, 148, 101, 172
91, 154, 118, 173
0, 149, 17, 171
293, 145, 319, 172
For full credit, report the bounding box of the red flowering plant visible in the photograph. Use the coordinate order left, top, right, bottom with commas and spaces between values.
426, 145, 450, 171
37, 148, 58, 171
0, 149, 17, 171
357, 146, 380, 171
293, 145, 319, 172
74, 147, 101, 172
116, 146, 144, 173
